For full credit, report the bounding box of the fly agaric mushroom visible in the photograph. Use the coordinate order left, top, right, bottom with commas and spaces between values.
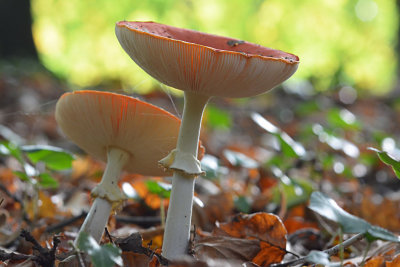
55, 90, 180, 243
115, 21, 299, 260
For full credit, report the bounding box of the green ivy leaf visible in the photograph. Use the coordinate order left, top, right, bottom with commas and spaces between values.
223, 149, 259, 169
295, 100, 320, 116
145, 180, 171, 199
368, 147, 400, 178
327, 108, 361, 131
276, 134, 298, 158
367, 225, 400, 243
201, 154, 224, 179
251, 112, 306, 158
0, 141, 23, 163
77, 232, 123, 267
309, 192, 400, 242
22, 145, 74, 171
206, 105, 232, 130
13, 171, 32, 183
271, 167, 313, 208
38, 173, 59, 189
234, 196, 252, 213
309, 191, 370, 233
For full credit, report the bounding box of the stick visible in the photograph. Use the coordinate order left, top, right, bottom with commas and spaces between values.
115, 232, 169, 266
271, 233, 365, 267
45, 211, 87, 233
0, 249, 31, 261
20, 230, 60, 267
0, 184, 31, 223
45, 213, 161, 233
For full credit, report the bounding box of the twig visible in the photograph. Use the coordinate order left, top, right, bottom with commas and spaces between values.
0, 184, 20, 203
20, 229, 60, 267
50, 236, 61, 263
0, 249, 31, 261
21, 229, 46, 254
0, 231, 60, 266
68, 240, 86, 267
324, 233, 364, 257
271, 232, 365, 267
45, 211, 87, 233
45, 213, 161, 233
339, 227, 344, 266
115, 232, 169, 266
115, 215, 161, 225
0, 184, 31, 223
104, 227, 114, 244
249, 235, 300, 259
359, 241, 371, 267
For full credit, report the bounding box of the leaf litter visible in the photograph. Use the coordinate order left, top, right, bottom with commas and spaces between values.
1, 67, 400, 266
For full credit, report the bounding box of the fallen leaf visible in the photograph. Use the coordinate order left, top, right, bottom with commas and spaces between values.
71, 156, 103, 181
386, 253, 400, 267
194, 192, 234, 231
26, 191, 57, 220
284, 216, 318, 234
169, 253, 259, 267
364, 255, 384, 267
213, 212, 287, 266
195, 235, 259, 262
121, 251, 149, 267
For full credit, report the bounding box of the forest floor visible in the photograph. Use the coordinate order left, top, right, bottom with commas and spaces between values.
1, 64, 400, 266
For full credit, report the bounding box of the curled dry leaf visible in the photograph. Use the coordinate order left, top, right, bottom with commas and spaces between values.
0, 209, 9, 228
194, 236, 260, 262
364, 256, 384, 267
121, 252, 149, 267
193, 192, 234, 231
213, 212, 287, 266
165, 254, 260, 267
26, 191, 57, 220
386, 253, 400, 267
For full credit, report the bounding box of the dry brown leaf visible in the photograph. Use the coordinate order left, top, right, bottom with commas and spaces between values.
252, 241, 287, 267
168, 254, 260, 267
386, 253, 400, 267
71, 156, 103, 181
193, 192, 234, 231
0, 209, 9, 228
195, 235, 260, 262
283, 217, 319, 234
122, 251, 151, 267
214, 212, 286, 246
26, 191, 57, 220
365, 255, 385, 267
213, 212, 287, 266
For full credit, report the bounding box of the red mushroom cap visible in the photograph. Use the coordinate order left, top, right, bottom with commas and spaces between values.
55, 90, 180, 176
116, 21, 299, 98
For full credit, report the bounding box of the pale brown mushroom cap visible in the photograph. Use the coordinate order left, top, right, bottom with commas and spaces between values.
116, 21, 299, 98
55, 90, 180, 176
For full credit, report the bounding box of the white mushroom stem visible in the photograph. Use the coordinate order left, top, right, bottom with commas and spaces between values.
75, 147, 130, 244
162, 91, 210, 260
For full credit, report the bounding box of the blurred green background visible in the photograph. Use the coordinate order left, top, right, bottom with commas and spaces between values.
14, 0, 400, 94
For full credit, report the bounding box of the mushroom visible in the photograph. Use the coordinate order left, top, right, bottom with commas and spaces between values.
55, 90, 180, 243
115, 21, 299, 259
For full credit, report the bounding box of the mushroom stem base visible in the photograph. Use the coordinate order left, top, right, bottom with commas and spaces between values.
75, 197, 112, 244
74, 147, 129, 244
162, 172, 195, 259
161, 91, 209, 259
